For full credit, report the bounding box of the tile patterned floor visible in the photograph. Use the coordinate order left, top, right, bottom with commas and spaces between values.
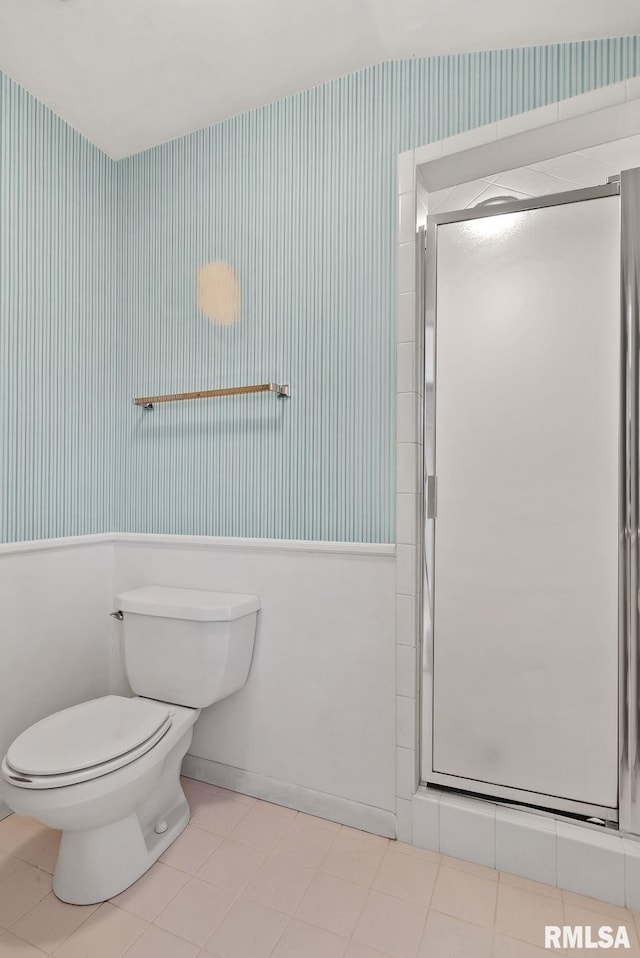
0, 777, 638, 957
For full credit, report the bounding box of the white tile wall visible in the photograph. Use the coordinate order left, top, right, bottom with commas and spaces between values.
422, 185, 452, 212
428, 177, 494, 213
395, 645, 417, 698
395, 594, 418, 647
397, 149, 416, 195
495, 102, 559, 139
557, 822, 626, 906
490, 166, 572, 196
395, 543, 419, 596
623, 838, 640, 910
559, 80, 626, 119
396, 342, 417, 394
396, 443, 420, 496
395, 796, 413, 843
396, 746, 418, 800
416, 180, 429, 230
395, 155, 423, 835
441, 123, 498, 156
395, 393, 419, 444
495, 808, 557, 887
530, 151, 614, 185
587, 133, 640, 166
398, 191, 416, 244
411, 789, 440, 851
397, 242, 415, 294
395, 694, 416, 750
615, 97, 640, 140
439, 794, 496, 868
411, 787, 640, 907
414, 141, 442, 166
396, 292, 415, 343
395, 493, 418, 545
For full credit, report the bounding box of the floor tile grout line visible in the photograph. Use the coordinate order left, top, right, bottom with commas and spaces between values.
151, 840, 317, 953
0, 872, 53, 933
498, 870, 561, 900
348, 843, 398, 950
192, 798, 300, 847
131, 805, 328, 951
7, 891, 100, 956
409, 858, 441, 958
489, 860, 500, 954
49, 900, 147, 958
109, 859, 193, 924
264, 911, 293, 958
151, 868, 242, 948
104, 903, 147, 958
264, 830, 340, 873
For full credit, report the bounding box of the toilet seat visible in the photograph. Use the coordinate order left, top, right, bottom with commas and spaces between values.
2, 696, 173, 790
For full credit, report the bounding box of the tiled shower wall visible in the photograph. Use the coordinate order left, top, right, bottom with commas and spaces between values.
3, 39, 640, 543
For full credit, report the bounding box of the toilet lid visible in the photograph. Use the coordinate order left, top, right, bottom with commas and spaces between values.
6, 696, 172, 776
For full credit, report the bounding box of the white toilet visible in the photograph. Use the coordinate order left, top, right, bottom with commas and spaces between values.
0, 585, 259, 905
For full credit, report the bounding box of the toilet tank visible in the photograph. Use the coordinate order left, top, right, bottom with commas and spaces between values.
116, 586, 260, 709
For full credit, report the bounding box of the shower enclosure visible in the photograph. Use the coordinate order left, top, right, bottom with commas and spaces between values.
421, 168, 640, 834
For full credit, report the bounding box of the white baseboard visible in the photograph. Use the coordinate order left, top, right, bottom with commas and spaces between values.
182, 754, 396, 839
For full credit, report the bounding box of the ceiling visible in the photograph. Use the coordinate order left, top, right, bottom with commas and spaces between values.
0, 0, 638, 159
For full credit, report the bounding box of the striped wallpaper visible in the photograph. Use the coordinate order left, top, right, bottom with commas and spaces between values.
2, 38, 640, 543
0, 73, 117, 543
115, 37, 640, 542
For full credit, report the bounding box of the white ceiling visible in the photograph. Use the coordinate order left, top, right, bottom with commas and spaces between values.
0, 0, 639, 159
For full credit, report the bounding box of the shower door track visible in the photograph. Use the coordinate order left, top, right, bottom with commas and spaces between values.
421, 175, 640, 830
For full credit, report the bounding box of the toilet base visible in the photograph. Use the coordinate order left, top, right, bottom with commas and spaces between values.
1, 704, 199, 906
53, 789, 190, 905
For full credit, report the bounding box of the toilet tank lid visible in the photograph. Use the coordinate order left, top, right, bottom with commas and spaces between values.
116, 585, 260, 621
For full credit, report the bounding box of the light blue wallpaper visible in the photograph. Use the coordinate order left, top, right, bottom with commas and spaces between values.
115, 37, 640, 542
0, 74, 117, 543
2, 38, 640, 543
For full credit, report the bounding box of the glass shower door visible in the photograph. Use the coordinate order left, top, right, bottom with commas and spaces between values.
425, 186, 621, 816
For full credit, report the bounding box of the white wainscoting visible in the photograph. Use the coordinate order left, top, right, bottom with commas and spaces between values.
1, 533, 396, 832
111, 534, 397, 833
0, 535, 115, 819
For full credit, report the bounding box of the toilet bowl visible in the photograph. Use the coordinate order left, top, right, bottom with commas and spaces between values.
0, 586, 259, 904
1, 696, 199, 904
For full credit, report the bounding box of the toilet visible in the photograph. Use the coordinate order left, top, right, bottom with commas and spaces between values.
0, 585, 260, 905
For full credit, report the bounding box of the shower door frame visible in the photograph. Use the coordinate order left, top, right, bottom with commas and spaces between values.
421, 173, 640, 829
619, 165, 640, 837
